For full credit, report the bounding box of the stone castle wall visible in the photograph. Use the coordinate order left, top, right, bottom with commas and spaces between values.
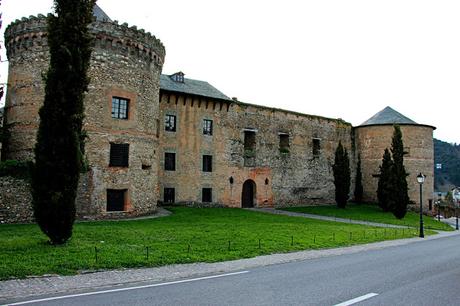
158, 94, 355, 208
3, 16, 50, 160
2, 13, 435, 222
355, 124, 434, 210
4, 15, 165, 220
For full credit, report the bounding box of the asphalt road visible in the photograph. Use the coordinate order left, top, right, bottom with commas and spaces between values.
6, 234, 460, 306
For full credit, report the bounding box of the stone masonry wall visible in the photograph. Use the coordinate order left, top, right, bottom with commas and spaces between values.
3, 16, 49, 161
158, 94, 355, 208
355, 124, 434, 211
82, 19, 164, 218
0, 173, 91, 223
4, 16, 165, 220
0, 177, 32, 223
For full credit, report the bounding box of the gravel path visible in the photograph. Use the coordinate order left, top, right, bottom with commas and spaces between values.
248, 207, 408, 228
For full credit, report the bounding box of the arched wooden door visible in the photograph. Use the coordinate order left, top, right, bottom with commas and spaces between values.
242, 179, 256, 208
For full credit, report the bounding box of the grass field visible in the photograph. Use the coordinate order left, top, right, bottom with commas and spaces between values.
0, 207, 424, 280
282, 203, 453, 231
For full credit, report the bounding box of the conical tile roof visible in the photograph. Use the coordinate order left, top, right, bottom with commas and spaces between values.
360, 106, 417, 126
93, 4, 111, 22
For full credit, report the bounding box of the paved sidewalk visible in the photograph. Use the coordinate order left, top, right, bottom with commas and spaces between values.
248, 207, 407, 228
440, 216, 458, 229
1, 230, 459, 304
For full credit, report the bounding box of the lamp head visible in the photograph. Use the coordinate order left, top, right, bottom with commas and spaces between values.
417, 173, 425, 184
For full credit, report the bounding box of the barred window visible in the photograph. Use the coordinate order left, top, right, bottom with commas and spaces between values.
165, 152, 176, 171
112, 97, 129, 119
203, 119, 213, 135
109, 143, 129, 167
202, 155, 213, 172
202, 188, 212, 203
165, 114, 176, 132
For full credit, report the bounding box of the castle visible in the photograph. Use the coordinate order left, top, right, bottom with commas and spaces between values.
1, 5, 435, 221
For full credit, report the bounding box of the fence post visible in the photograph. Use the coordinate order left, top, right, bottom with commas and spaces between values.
291, 236, 294, 246
228, 241, 231, 251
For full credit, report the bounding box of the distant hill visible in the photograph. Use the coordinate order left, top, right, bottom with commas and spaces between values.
434, 139, 460, 191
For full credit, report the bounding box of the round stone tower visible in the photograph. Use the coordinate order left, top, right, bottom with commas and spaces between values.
354, 106, 435, 211
4, 5, 165, 218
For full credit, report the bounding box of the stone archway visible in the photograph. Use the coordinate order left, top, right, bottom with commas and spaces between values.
242, 179, 256, 208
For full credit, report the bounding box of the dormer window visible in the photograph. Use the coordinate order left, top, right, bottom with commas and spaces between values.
170, 72, 185, 83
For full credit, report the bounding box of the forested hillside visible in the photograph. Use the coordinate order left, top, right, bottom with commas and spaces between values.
434, 139, 460, 191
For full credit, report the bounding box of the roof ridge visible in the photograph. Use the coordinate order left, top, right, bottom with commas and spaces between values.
160, 74, 231, 101
360, 106, 417, 126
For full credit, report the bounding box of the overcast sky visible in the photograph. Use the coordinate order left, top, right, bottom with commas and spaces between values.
2, 0, 459, 143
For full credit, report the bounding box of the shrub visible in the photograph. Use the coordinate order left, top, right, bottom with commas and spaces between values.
0, 160, 32, 180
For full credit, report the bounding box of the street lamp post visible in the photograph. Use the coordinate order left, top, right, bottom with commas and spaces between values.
417, 173, 425, 238
456, 201, 459, 231
438, 192, 442, 221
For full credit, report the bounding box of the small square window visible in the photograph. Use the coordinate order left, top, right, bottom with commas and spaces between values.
203, 119, 213, 135
106, 189, 126, 211
165, 114, 176, 132
165, 152, 176, 171
111, 97, 129, 120
202, 155, 213, 172
171, 73, 185, 83
202, 188, 212, 203
313, 138, 321, 156
164, 188, 175, 203
109, 143, 129, 167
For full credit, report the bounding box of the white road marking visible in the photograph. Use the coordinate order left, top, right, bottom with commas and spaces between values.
4, 270, 250, 306
334, 293, 379, 306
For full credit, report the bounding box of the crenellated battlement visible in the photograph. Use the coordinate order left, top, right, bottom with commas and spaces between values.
5, 14, 166, 66
90, 19, 165, 66
4, 15, 49, 60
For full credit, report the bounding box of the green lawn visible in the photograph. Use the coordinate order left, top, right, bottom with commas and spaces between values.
282, 203, 453, 231
0, 207, 424, 280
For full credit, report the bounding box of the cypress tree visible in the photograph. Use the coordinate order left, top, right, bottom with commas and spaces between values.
32, 0, 95, 244
377, 148, 393, 212
354, 155, 363, 203
389, 125, 410, 219
333, 142, 351, 208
